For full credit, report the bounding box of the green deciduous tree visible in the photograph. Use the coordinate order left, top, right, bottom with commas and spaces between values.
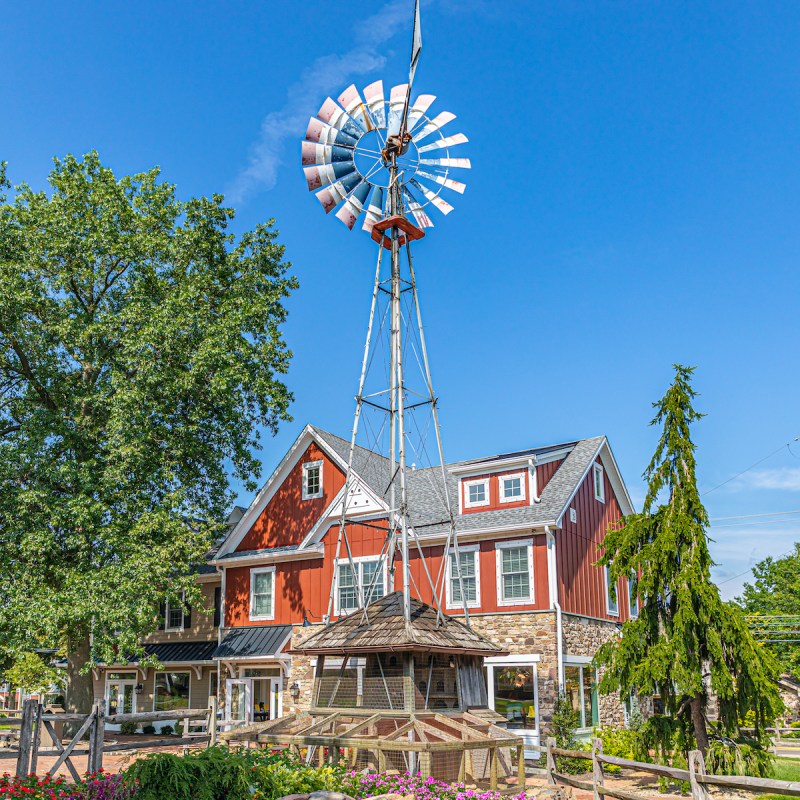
0, 153, 297, 714
4, 652, 64, 695
738, 543, 800, 678
595, 365, 782, 756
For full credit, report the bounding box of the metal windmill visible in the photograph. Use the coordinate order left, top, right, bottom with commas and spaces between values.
299, 0, 473, 628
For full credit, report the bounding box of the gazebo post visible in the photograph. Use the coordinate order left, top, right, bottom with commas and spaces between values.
403, 653, 415, 712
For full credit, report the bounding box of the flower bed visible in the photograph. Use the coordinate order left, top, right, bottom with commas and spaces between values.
0, 771, 133, 800
344, 770, 526, 800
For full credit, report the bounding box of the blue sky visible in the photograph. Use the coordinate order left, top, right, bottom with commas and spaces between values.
3, 1, 799, 599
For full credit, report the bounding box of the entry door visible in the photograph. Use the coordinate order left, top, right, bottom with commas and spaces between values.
107, 681, 137, 716
225, 678, 252, 723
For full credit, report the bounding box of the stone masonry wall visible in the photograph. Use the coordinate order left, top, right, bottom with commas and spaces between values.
562, 613, 626, 728
287, 624, 319, 715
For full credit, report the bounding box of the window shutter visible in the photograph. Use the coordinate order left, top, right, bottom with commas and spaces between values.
213, 587, 221, 627
184, 603, 192, 630
158, 602, 166, 631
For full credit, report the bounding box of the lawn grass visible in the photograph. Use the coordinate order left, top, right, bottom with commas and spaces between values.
755, 757, 800, 800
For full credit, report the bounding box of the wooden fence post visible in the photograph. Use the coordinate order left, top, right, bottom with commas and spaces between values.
15, 699, 37, 778
208, 696, 218, 746
29, 703, 43, 776
88, 700, 105, 774
592, 737, 604, 800
516, 742, 526, 788
546, 736, 557, 786
688, 750, 711, 800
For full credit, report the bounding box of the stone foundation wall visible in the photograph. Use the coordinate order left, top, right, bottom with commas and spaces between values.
562, 613, 626, 727
287, 624, 320, 715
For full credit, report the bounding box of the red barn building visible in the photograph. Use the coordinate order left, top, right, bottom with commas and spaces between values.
207, 423, 636, 752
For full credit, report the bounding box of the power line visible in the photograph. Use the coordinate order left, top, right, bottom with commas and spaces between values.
710, 509, 800, 522
701, 435, 800, 497
711, 516, 800, 529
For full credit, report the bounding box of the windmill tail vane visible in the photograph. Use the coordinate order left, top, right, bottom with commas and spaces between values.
300, 0, 474, 629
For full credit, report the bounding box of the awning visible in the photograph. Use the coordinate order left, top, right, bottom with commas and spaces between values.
141, 641, 218, 663
212, 625, 292, 660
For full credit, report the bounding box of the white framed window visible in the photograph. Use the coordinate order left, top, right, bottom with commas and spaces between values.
250, 566, 276, 621
485, 654, 540, 739
604, 563, 619, 616
564, 660, 599, 730
446, 545, 480, 609
499, 472, 526, 504
335, 557, 387, 615
209, 670, 218, 698
302, 460, 323, 500
165, 593, 186, 632
593, 463, 605, 502
628, 576, 639, 618
463, 478, 489, 509
495, 539, 534, 605
569, 507, 577, 523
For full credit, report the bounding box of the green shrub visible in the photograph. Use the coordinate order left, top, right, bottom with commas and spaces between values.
594, 726, 637, 773
550, 694, 590, 774
160, 724, 174, 736
707, 735, 773, 778
142, 723, 156, 734
120, 721, 138, 735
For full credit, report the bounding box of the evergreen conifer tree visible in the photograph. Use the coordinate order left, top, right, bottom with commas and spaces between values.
595, 365, 782, 755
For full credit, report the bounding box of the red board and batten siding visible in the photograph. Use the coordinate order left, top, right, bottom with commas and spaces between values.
460, 459, 563, 514
235, 443, 345, 552
556, 460, 633, 621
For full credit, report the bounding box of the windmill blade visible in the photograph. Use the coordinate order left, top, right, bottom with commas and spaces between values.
317, 97, 364, 139
315, 172, 362, 214
417, 169, 467, 194
420, 157, 471, 169
407, 94, 436, 130
362, 186, 385, 232
387, 83, 408, 137
338, 84, 372, 132
301, 142, 354, 166
403, 187, 433, 228
303, 162, 356, 192
305, 118, 358, 147
417, 133, 469, 153
410, 178, 454, 215
363, 80, 386, 128
335, 181, 371, 230
412, 111, 456, 142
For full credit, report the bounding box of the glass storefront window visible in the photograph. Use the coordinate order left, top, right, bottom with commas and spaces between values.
493, 666, 536, 729
154, 671, 190, 711
564, 663, 598, 728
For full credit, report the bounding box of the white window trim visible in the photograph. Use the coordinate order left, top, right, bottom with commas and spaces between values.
152, 670, 192, 713
484, 655, 540, 738
302, 459, 324, 500
250, 566, 276, 621
499, 471, 527, 504
495, 538, 535, 606
604, 564, 619, 617
165, 592, 185, 632
593, 463, 605, 503
333, 555, 388, 616
445, 544, 481, 610
463, 478, 490, 509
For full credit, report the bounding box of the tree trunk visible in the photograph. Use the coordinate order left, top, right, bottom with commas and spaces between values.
690, 695, 709, 756
65, 632, 94, 717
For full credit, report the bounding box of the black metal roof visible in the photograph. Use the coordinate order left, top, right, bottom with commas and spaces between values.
140, 641, 218, 663
212, 625, 293, 660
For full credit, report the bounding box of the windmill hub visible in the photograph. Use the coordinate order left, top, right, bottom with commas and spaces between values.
353, 129, 420, 189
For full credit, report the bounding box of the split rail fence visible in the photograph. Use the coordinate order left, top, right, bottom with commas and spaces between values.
1, 697, 219, 780
545, 736, 800, 800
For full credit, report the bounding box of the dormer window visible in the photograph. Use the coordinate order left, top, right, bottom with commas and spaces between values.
463, 478, 489, 509
593, 463, 605, 503
499, 472, 526, 503
302, 460, 323, 500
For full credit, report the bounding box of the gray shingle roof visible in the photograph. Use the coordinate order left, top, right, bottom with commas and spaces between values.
312, 426, 605, 534
212, 625, 293, 659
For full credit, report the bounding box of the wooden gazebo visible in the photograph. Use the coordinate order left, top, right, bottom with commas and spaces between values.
224, 593, 525, 788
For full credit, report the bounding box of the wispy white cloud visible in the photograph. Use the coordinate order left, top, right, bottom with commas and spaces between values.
743, 467, 800, 491
227, 0, 413, 204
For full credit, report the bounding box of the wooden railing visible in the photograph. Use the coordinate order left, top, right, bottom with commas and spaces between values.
1, 697, 219, 779
545, 736, 800, 800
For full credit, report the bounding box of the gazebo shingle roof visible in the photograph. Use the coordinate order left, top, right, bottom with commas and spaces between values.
294, 591, 507, 656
